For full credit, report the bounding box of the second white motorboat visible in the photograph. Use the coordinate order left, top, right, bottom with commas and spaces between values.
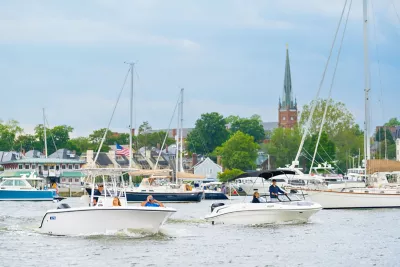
39, 168, 176, 236
204, 170, 322, 225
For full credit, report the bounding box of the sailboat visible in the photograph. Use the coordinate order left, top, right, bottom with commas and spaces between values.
123, 88, 204, 202
303, 0, 400, 209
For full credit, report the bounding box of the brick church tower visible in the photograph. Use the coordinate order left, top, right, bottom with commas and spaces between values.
278, 45, 298, 128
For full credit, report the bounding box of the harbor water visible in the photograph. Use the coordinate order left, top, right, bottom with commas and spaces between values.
0, 196, 399, 267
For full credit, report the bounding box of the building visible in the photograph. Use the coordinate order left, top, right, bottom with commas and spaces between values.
396, 139, 400, 161
193, 157, 222, 179
278, 45, 298, 128
0, 158, 86, 185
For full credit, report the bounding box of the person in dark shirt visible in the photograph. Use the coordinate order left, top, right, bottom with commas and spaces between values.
92, 184, 104, 205
269, 179, 287, 199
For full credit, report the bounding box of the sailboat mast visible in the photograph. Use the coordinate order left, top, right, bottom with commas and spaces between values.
363, 0, 371, 177
175, 96, 180, 182
43, 108, 48, 158
179, 88, 184, 173
129, 62, 134, 185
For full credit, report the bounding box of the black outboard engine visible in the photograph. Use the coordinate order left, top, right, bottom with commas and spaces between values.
211, 202, 225, 212
57, 203, 71, 209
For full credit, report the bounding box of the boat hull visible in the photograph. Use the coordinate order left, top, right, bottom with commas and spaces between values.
39, 206, 176, 235
306, 189, 400, 209
124, 191, 203, 202
0, 189, 56, 201
205, 202, 321, 225
204, 191, 229, 200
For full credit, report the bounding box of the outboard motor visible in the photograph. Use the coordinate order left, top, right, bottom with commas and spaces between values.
57, 203, 71, 209
211, 202, 225, 212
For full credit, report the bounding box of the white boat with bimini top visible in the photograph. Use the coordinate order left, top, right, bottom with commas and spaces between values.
204, 170, 321, 225
39, 168, 176, 235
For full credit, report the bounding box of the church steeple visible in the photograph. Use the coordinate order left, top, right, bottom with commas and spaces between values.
278, 44, 298, 129
280, 44, 296, 111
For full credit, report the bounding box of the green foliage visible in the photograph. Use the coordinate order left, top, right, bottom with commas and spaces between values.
264, 127, 302, 168
14, 134, 39, 152
215, 131, 259, 171
133, 131, 175, 150
375, 127, 394, 143
230, 117, 265, 143
66, 137, 104, 155
186, 112, 229, 154
384, 117, 400, 127
304, 131, 336, 170
300, 99, 355, 138
34, 124, 74, 155
0, 120, 23, 151
217, 168, 244, 182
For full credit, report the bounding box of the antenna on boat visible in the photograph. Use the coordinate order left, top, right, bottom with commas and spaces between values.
43, 108, 48, 158
363, 0, 371, 182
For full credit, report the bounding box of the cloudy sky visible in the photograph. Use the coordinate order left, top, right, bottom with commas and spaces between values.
0, 0, 399, 137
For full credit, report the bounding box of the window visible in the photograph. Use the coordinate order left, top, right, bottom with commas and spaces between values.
61, 164, 66, 169
44, 165, 48, 171
2, 180, 14, 186
68, 164, 73, 170
15, 180, 26, 186
209, 169, 213, 174
18, 164, 23, 170
62, 178, 66, 182
74, 164, 79, 169
31, 164, 36, 169
75, 179, 80, 183
69, 179, 72, 183
282, 116, 286, 121
290, 116, 294, 121
56, 165, 60, 171
25, 164, 29, 169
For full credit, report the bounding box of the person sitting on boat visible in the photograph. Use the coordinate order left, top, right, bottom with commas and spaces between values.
112, 197, 121, 206
251, 192, 266, 203
269, 179, 287, 200
141, 195, 164, 207
93, 184, 104, 204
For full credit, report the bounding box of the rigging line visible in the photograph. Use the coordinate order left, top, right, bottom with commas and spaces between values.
318, 144, 346, 174
153, 91, 181, 171
391, 0, 400, 24
93, 68, 131, 164
293, 0, 349, 166
44, 116, 58, 158
310, 0, 352, 174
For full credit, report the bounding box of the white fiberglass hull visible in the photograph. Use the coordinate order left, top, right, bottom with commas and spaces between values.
39, 206, 176, 235
205, 202, 321, 225
306, 189, 400, 209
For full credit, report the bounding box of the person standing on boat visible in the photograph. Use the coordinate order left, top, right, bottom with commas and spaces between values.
141, 195, 164, 207
269, 179, 287, 200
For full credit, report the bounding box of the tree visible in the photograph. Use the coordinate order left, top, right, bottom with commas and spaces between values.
215, 131, 259, 171
304, 131, 336, 170
66, 137, 105, 155
230, 117, 265, 143
186, 112, 229, 154
14, 134, 40, 152
0, 120, 23, 151
300, 99, 355, 139
375, 127, 394, 143
134, 131, 175, 150
34, 124, 73, 155
384, 117, 400, 127
264, 127, 302, 169
218, 168, 244, 182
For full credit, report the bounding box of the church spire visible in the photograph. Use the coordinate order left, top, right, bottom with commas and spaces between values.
281, 44, 295, 110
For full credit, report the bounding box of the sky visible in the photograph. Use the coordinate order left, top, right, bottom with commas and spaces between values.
0, 0, 399, 137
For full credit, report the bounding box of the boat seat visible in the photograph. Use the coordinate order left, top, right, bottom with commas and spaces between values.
57, 203, 71, 209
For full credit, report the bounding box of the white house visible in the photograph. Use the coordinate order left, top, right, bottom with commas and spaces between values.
396, 139, 400, 161
193, 157, 222, 179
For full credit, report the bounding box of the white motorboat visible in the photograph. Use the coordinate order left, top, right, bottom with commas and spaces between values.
39, 168, 176, 236
205, 170, 322, 225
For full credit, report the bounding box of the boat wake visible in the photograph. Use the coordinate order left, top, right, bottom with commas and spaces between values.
166, 218, 206, 224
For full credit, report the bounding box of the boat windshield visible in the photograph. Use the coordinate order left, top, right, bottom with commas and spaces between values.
268, 194, 301, 202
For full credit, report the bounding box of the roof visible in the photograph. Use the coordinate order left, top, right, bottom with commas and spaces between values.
0, 171, 34, 178
49, 149, 80, 160
193, 157, 222, 169
0, 151, 20, 163
0, 158, 85, 165
61, 171, 85, 177
261, 122, 279, 131
25, 150, 42, 158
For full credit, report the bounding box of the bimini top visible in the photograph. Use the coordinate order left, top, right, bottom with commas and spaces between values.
228, 169, 296, 182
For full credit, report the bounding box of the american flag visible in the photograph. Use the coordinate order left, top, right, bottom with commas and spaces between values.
115, 143, 130, 157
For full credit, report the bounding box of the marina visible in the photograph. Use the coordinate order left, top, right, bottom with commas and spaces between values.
1, 0, 400, 266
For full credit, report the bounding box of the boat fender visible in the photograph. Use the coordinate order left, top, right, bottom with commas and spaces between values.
211, 202, 225, 212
